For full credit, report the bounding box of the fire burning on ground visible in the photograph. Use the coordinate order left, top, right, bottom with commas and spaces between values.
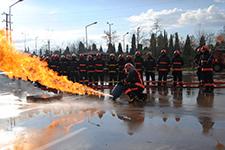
0, 30, 108, 97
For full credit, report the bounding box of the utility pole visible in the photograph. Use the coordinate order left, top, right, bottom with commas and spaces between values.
107, 22, 113, 44
2, 12, 9, 41
35, 36, 38, 54
85, 21, 98, 49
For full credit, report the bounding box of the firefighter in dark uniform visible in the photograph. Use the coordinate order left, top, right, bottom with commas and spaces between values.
87, 55, 95, 86
65, 54, 73, 82
172, 50, 184, 87
194, 47, 203, 83
59, 55, 67, 76
78, 54, 88, 84
134, 51, 144, 78
199, 45, 214, 92
49, 54, 60, 74
123, 63, 146, 102
107, 53, 118, 86
144, 52, 156, 86
157, 49, 171, 86
94, 53, 105, 86
118, 54, 126, 81
71, 53, 79, 82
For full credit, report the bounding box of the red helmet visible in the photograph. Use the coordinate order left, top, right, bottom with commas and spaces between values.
160, 49, 167, 54
79, 54, 84, 58
201, 45, 209, 52
135, 51, 141, 56
174, 50, 181, 55
124, 63, 134, 73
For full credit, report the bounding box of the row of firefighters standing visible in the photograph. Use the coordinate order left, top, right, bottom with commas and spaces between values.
47, 45, 214, 91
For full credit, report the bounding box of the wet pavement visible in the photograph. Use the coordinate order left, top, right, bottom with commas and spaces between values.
0, 74, 225, 150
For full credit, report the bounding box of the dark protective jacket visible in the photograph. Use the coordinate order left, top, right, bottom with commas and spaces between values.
118, 58, 126, 73
172, 55, 184, 71
134, 56, 144, 73
107, 58, 118, 74
124, 68, 145, 94
200, 51, 214, 72
94, 58, 105, 73
78, 58, 87, 73
157, 54, 171, 72
87, 58, 95, 73
144, 57, 156, 73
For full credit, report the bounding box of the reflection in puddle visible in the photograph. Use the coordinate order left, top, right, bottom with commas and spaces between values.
1, 107, 100, 150
0, 87, 225, 150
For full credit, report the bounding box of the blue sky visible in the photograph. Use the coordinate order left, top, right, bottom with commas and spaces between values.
0, 0, 225, 51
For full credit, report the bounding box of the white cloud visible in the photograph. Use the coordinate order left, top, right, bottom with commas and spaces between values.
214, 0, 225, 3
178, 5, 225, 26
128, 5, 225, 31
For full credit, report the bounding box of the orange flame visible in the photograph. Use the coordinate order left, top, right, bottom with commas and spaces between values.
0, 30, 105, 96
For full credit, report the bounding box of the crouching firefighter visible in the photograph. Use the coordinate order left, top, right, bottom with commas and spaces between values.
111, 63, 147, 103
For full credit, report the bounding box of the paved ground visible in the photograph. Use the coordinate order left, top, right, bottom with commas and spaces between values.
0, 74, 225, 150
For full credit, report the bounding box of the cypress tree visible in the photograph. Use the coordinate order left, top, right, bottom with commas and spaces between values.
150, 33, 157, 57
118, 42, 123, 54
183, 35, 195, 66
130, 34, 136, 55
199, 35, 206, 47
168, 34, 174, 55
174, 32, 180, 50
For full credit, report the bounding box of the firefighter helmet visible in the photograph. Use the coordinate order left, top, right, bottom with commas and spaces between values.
109, 53, 115, 58
135, 51, 141, 56
124, 63, 135, 73
160, 49, 167, 54
174, 50, 181, 55
79, 54, 84, 58
146, 52, 152, 57
201, 45, 209, 52
88, 55, 93, 60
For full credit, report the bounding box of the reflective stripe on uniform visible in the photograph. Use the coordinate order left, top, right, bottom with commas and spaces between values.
159, 62, 169, 65
125, 88, 138, 94
173, 62, 182, 65
96, 64, 103, 66
201, 68, 213, 71
135, 82, 145, 89
95, 70, 104, 72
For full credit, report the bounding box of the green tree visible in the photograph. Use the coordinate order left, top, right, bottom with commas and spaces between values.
183, 35, 195, 66
150, 33, 157, 57
130, 34, 136, 55
174, 32, 180, 50
92, 43, 97, 51
107, 43, 114, 53
99, 46, 103, 52
117, 42, 123, 54
64, 46, 70, 55
163, 30, 168, 50
157, 33, 164, 57
126, 44, 129, 54
39, 49, 42, 56
168, 34, 174, 55
78, 41, 85, 53
199, 35, 206, 47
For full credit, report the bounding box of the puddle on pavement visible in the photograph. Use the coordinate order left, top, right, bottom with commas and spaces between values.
1, 75, 225, 149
